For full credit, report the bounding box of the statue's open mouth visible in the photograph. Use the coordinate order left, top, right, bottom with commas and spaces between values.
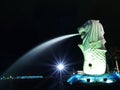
81, 31, 87, 39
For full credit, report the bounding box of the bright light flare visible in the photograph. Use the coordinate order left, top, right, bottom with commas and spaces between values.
55, 60, 67, 73
50, 57, 72, 78
57, 63, 65, 71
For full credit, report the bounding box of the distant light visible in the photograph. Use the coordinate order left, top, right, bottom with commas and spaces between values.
57, 63, 64, 71
16, 76, 43, 79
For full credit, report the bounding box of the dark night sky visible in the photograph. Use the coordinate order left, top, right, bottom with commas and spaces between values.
0, 0, 120, 75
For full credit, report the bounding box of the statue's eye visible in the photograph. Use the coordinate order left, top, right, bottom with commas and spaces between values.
82, 21, 89, 28
82, 24, 86, 28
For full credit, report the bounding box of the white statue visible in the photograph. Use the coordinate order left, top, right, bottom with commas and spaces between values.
78, 20, 107, 75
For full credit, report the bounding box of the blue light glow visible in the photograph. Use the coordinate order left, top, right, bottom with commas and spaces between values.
67, 72, 120, 84
16, 76, 43, 79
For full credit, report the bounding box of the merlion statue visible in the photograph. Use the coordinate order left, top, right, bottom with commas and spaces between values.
78, 20, 107, 75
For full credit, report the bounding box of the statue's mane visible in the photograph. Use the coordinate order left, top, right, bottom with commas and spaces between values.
78, 20, 106, 51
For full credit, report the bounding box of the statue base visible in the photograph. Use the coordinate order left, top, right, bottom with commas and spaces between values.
67, 72, 120, 85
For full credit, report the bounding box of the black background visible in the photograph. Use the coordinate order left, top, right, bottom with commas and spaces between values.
0, 0, 120, 89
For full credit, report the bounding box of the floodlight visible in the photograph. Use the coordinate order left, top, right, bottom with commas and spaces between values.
57, 63, 65, 71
